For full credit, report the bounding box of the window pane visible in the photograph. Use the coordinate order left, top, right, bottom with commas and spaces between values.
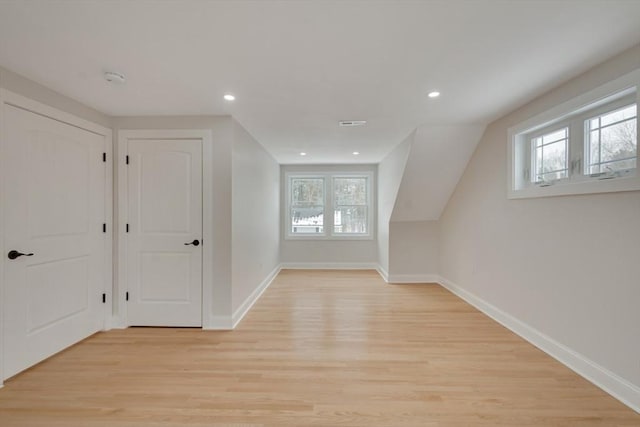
334, 178, 367, 206
599, 118, 637, 162
333, 177, 368, 234
600, 104, 636, 127
586, 104, 637, 175
590, 158, 637, 175
542, 140, 567, 173
589, 130, 600, 166
291, 206, 323, 234
539, 170, 568, 181
334, 206, 367, 234
532, 127, 569, 182
535, 145, 543, 177
291, 178, 324, 206
542, 128, 567, 144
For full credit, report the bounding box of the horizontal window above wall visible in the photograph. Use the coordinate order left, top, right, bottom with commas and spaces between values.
508, 69, 640, 199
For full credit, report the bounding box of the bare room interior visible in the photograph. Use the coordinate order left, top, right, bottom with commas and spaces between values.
0, 1, 639, 425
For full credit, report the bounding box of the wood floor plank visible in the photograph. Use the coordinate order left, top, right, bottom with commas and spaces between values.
0, 269, 638, 426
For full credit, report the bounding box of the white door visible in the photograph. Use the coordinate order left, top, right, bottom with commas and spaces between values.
2, 103, 106, 379
126, 139, 202, 326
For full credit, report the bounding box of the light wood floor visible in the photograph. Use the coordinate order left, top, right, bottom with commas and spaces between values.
0, 270, 638, 426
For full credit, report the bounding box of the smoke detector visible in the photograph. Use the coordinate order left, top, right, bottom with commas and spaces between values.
104, 71, 126, 84
339, 120, 367, 127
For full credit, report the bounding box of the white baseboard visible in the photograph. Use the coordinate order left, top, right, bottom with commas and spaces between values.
232, 265, 281, 328
204, 315, 233, 330
280, 262, 378, 270
375, 265, 438, 284
436, 275, 640, 413
103, 317, 114, 331
387, 274, 440, 284
109, 315, 129, 330
376, 265, 389, 282
104, 315, 127, 330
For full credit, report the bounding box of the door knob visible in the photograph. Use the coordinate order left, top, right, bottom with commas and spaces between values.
184, 239, 200, 247
8, 250, 34, 260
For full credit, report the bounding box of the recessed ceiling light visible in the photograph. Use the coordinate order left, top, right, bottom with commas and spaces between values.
353, 151, 360, 155
300, 152, 307, 156
428, 91, 440, 98
224, 94, 235, 101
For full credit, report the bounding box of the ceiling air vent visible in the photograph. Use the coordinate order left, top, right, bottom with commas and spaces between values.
339, 120, 367, 127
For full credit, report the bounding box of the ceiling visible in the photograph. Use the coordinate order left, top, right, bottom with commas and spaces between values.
1, 0, 640, 164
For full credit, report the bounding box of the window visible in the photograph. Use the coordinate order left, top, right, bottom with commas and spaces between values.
508, 69, 640, 198
290, 177, 324, 235
333, 177, 369, 234
531, 127, 569, 183
286, 171, 374, 239
585, 104, 637, 175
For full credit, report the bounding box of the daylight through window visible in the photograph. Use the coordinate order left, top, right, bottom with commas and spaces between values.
333, 177, 368, 234
509, 76, 639, 198
532, 127, 569, 183
286, 172, 373, 239
290, 177, 324, 234
586, 104, 637, 175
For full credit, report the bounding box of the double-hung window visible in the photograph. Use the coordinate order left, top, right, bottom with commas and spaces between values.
286, 171, 374, 239
333, 177, 369, 234
509, 70, 640, 198
290, 177, 325, 235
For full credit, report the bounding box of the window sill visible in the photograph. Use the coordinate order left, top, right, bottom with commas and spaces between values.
284, 234, 374, 241
507, 174, 640, 199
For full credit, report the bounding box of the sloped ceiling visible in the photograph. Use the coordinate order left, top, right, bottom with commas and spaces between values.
391, 125, 486, 221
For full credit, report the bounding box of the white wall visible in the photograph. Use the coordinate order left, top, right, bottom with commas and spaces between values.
0, 66, 111, 127
440, 44, 640, 398
379, 122, 483, 283
113, 116, 234, 324
231, 119, 280, 313
280, 164, 378, 267
388, 220, 439, 281
377, 133, 413, 275
391, 125, 485, 221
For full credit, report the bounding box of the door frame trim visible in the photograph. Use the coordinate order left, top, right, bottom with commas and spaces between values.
0, 89, 113, 385
116, 129, 213, 328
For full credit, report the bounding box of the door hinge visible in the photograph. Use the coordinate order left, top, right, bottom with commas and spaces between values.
126, 291, 129, 301
126, 223, 129, 233
102, 293, 106, 304
102, 152, 106, 162
126, 155, 129, 165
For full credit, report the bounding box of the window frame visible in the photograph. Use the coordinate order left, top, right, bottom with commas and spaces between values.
288, 175, 326, 237
528, 125, 571, 185
331, 175, 371, 237
285, 171, 374, 240
583, 99, 637, 177
508, 69, 640, 199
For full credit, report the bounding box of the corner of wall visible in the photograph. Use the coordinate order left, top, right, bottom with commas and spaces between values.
377, 131, 415, 272
230, 119, 281, 318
